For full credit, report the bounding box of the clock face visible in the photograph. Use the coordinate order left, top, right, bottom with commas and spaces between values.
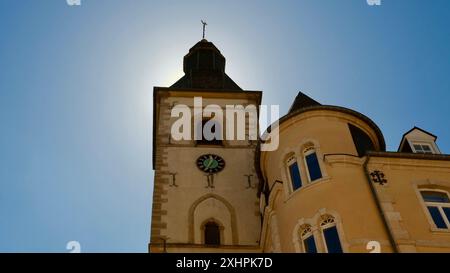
196, 154, 225, 174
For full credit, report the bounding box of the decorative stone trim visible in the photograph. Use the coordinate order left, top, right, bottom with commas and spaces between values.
150, 144, 170, 246
369, 166, 414, 252
292, 209, 349, 253
188, 193, 239, 245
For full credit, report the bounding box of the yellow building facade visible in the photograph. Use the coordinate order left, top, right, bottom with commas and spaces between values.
150, 39, 450, 253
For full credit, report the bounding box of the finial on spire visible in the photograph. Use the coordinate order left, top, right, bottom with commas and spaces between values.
201, 20, 207, 39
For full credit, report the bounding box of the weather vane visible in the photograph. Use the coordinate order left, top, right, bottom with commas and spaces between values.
201, 20, 207, 39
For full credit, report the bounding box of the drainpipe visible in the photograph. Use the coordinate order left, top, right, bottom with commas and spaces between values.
363, 155, 399, 253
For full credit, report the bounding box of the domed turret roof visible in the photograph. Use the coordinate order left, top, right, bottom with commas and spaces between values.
170, 39, 242, 90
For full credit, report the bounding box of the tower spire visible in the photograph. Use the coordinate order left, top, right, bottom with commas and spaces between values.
201, 20, 207, 39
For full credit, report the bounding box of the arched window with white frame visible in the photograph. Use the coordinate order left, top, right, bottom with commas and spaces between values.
320, 215, 343, 253
287, 155, 302, 191
303, 147, 323, 182
420, 189, 450, 229
300, 224, 317, 253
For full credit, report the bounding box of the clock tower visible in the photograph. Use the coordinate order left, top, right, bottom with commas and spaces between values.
150, 39, 262, 252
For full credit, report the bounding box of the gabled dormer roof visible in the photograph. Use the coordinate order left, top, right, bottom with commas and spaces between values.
398, 126, 439, 153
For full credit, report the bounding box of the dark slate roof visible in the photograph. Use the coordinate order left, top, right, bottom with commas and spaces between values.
170, 39, 242, 91
170, 73, 242, 90
401, 126, 437, 140
288, 92, 321, 113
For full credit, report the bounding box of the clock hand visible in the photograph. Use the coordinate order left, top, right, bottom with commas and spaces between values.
204, 155, 214, 171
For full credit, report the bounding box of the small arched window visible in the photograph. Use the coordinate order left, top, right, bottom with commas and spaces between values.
320, 215, 343, 253
420, 190, 450, 229
304, 147, 322, 182
287, 155, 302, 191
300, 224, 317, 253
204, 221, 221, 245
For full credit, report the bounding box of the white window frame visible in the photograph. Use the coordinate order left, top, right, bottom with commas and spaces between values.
303, 147, 322, 183
300, 225, 316, 253
420, 189, 450, 230
286, 155, 300, 193
411, 142, 434, 154
319, 216, 342, 253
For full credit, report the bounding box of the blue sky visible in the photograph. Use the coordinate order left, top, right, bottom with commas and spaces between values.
0, 0, 449, 252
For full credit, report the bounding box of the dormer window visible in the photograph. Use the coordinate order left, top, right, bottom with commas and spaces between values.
412, 143, 434, 154
398, 127, 440, 155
